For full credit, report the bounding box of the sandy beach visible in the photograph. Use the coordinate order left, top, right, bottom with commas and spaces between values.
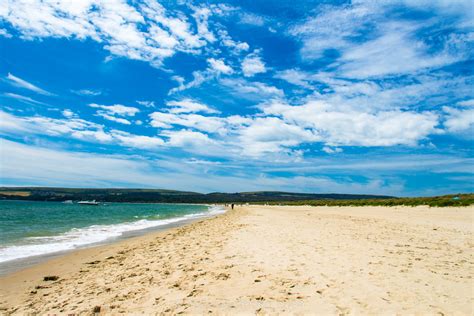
0, 205, 472, 314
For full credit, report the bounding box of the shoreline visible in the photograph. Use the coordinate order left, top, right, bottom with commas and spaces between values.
0, 204, 226, 276
1, 205, 472, 314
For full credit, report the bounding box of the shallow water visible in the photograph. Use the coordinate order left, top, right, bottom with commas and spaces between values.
0, 200, 223, 264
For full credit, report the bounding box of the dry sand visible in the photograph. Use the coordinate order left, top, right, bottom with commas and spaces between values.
0, 205, 473, 315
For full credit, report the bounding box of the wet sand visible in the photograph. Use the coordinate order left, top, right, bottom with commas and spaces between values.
0, 205, 472, 314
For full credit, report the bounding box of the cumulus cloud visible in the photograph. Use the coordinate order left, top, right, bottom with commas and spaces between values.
162, 129, 215, 147
207, 58, 233, 74
237, 117, 318, 157
61, 109, 76, 118
89, 103, 139, 117
443, 106, 474, 133
166, 99, 219, 114
217, 29, 249, 53
89, 103, 140, 125
241, 51, 266, 77
0, 1, 243, 66
260, 100, 440, 147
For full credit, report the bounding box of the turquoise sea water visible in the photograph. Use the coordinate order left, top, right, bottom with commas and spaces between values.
0, 200, 223, 263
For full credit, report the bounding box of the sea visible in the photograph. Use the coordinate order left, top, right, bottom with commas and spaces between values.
0, 200, 224, 273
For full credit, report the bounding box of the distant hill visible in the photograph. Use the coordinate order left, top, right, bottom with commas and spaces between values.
0, 187, 393, 203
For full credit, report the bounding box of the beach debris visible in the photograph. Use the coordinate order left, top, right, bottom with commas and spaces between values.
93, 305, 101, 314
43, 275, 59, 281
187, 289, 199, 297
216, 272, 230, 280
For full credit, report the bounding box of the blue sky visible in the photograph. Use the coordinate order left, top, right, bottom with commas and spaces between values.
0, 0, 473, 196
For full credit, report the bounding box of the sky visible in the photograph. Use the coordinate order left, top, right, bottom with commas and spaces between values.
0, 0, 473, 196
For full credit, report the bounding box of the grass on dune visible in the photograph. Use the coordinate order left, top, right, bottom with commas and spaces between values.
256, 193, 474, 207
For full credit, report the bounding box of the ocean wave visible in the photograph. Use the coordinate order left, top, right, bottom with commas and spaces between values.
0, 205, 225, 264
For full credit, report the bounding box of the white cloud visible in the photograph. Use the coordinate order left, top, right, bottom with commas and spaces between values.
0, 138, 406, 194
3, 92, 48, 105
89, 103, 139, 116
237, 117, 317, 157
458, 99, 474, 107
338, 22, 458, 78
322, 146, 343, 154
149, 111, 226, 134
290, 3, 376, 60
6, 73, 53, 95
0, 1, 244, 67
0, 111, 32, 135
168, 70, 212, 94
71, 89, 102, 96
443, 106, 474, 133
274, 69, 315, 89
0, 28, 12, 38
185, 158, 221, 165
0, 110, 108, 141
61, 109, 75, 118
0, 110, 169, 149
239, 13, 265, 26
162, 129, 215, 147
168, 58, 235, 95
166, 99, 218, 114
70, 129, 114, 143
242, 51, 266, 77
217, 29, 249, 53
260, 100, 440, 147
290, 2, 467, 78
97, 113, 132, 125
149, 98, 224, 133
207, 58, 233, 74
136, 100, 155, 108
220, 78, 284, 99
110, 130, 165, 148
0, 138, 173, 188
191, 6, 216, 43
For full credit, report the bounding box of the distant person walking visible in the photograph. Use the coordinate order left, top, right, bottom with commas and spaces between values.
231, 203, 234, 210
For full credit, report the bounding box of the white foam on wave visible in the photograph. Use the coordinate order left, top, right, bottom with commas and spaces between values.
0, 205, 225, 264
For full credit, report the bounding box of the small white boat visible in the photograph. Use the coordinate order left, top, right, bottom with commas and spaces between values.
63, 200, 73, 204
78, 200, 100, 205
